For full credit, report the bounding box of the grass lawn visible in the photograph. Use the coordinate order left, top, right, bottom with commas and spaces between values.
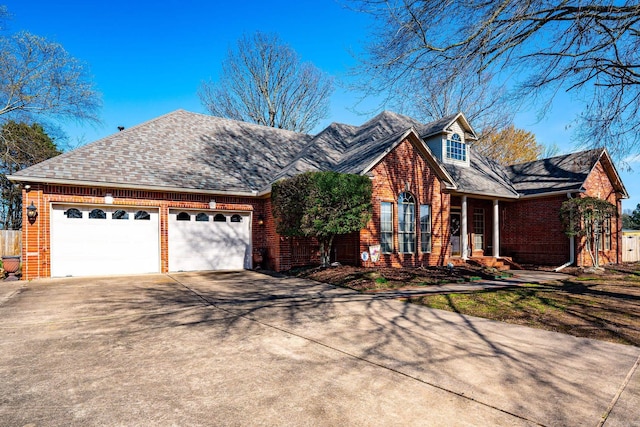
293, 263, 640, 346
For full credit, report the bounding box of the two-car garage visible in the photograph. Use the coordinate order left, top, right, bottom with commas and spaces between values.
50, 205, 251, 277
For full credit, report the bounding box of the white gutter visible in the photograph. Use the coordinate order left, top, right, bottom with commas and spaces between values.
7, 175, 260, 197
520, 188, 586, 199
554, 192, 576, 272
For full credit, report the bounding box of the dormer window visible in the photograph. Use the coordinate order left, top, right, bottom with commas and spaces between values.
446, 133, 467, 162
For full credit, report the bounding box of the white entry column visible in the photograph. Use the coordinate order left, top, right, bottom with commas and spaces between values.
461, 195, 468, 260
493, 199, 500, 258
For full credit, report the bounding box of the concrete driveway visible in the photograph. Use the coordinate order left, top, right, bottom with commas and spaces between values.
0, 271, 638, 426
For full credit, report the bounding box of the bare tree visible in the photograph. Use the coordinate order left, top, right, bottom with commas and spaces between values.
0, 31, 101, 123
351, 1, 640, 159
199, 32, 334, 134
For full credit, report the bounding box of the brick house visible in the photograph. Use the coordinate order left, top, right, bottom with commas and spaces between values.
9, 110, 628, 279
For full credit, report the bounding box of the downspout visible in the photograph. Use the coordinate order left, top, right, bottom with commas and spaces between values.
554, 193, 575, 272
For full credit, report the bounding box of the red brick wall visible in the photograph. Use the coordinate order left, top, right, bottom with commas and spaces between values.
500, 159, 623, 267
21, 184, 265, 280
579, 160, 621, 266
361, 138, 450, 267
501, 195, 570, 265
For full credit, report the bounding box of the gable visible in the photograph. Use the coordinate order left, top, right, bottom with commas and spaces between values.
369, 136, 448, 199
508, 148, 628, 198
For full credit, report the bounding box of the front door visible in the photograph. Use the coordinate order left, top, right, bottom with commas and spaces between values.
451, 212, 461, 256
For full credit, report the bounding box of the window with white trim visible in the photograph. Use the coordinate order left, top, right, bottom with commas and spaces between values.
473, 208, 484, 250
446, 133, 467, 162
380, 202, 393, 254
420, 204, 431, 253
398, 192, 415, 254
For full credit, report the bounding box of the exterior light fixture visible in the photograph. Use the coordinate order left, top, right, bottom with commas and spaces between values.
26, 201, 38, 220
257, 214, 265, 226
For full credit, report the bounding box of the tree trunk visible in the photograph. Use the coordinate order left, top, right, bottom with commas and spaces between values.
319, 235, 335, 268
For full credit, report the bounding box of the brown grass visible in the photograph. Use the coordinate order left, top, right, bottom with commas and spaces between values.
291, 263, 640, 346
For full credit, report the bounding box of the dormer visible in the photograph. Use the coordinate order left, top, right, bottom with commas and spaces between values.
423, 113, 477, 167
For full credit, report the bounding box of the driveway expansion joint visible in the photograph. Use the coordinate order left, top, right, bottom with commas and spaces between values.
166, 273, 546, 427
598, 353, 640, 427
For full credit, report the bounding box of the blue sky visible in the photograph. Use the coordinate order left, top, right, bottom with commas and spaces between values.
4, 0, 639, 211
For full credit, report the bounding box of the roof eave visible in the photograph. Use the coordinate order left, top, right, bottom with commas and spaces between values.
594, 148, 630, 199
518, 188, 586, 199
448, 189, 519, 200
7, 175, 260, 197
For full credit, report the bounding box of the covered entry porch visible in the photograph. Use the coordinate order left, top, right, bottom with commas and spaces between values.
449, 195, 513, 268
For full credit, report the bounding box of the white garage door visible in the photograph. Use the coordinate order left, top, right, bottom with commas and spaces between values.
169, 210, 251, 271
50, 205, 160, 277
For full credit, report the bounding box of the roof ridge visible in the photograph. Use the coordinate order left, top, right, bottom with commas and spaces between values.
184, 110, 312, 138
509, 147, 604, 168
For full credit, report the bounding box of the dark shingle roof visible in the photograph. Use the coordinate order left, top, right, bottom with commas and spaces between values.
13, 109, 621, 200
272, 111, 430, 182
12, 110, 312, 193
507, 149, 604, 196
443, 146, 519, 198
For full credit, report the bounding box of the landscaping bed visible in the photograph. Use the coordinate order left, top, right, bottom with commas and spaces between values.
290, 263, 640, 346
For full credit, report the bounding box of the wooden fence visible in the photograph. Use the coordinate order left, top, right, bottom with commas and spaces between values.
0, 230, 21, 257
622, 234, 640, 263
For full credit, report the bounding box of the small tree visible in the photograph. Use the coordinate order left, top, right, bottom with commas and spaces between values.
559, 197, 617, 268
272, 171, 373, 267
477, 125, 544, 166
630, 204, 640, 230
0, 121, 61, 229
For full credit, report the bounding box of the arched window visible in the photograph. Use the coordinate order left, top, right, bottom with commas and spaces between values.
135, 210, 151, 220
112, 209, 129, 220
446, 133, 467, 162
398, 192, 415, 253
195, 213, 209, 222
213, 213, 227, 222
230, 214, 243, 223
89, 208, 106, 219
65, 208, 82, 219
176, 212, 190, 221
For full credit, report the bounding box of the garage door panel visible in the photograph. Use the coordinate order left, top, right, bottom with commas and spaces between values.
50, 205, 159, 277
169, 211, 251, 272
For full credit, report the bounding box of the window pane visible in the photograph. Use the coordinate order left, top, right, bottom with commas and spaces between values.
380, 202, 393, 253
195, 213, 209, 222
420, 205, 431, 253
446, 134, 467, 162
213, 214, 226, 222
135, 210, 151, 220
65, 208, 82, 219
112, 209, 129, 220
176, 212, 190, 221
473, 209, 484, 250
398, 192, 415, 253
230, 214, 242, 223
89, 209, 106, 219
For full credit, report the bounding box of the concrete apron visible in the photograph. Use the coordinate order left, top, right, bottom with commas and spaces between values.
0, 271, 638, 426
